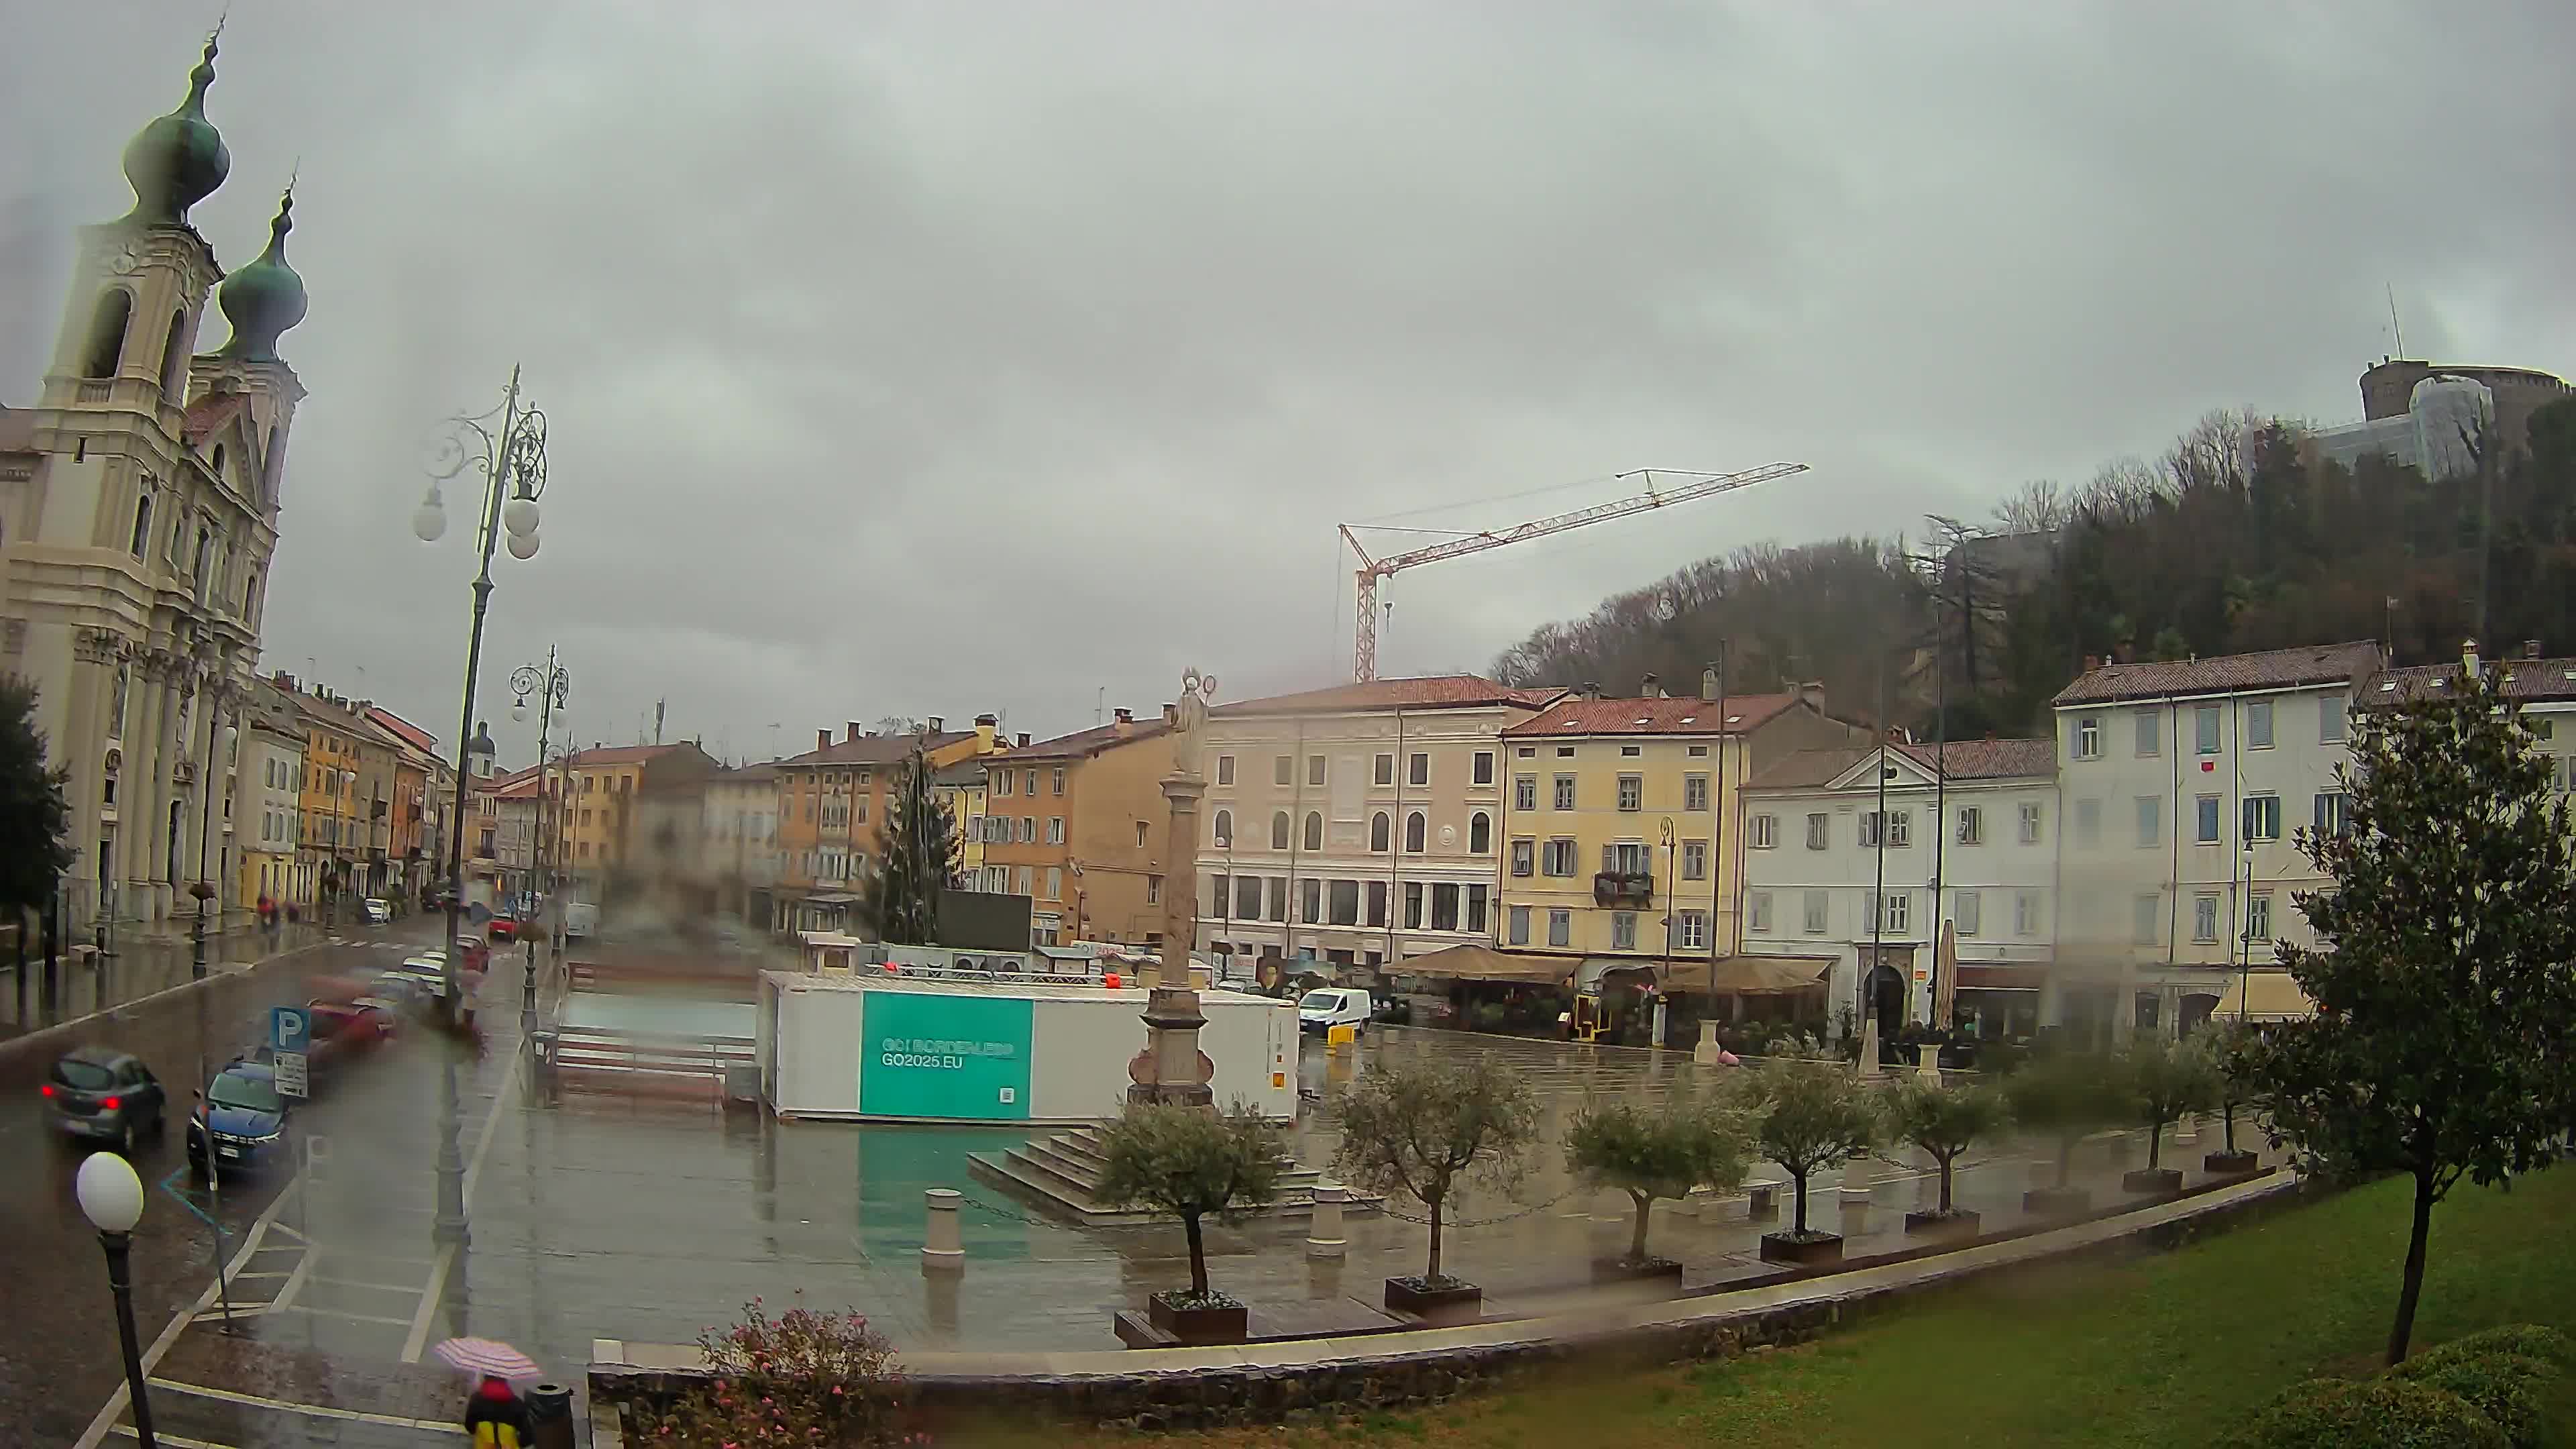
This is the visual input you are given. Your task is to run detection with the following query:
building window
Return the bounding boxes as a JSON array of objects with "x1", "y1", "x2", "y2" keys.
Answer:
[
  {"x1": 2136, "y1": 796, "x2": 2161, "y2": 848},
  {"x1": 1371, "y1": 812, "x2": 1391, "y2": 852},
  {"x1": 1611, "y1": 910, "x2": 1637, "y2": 949},
  {"x1": 1472, "y1": 751, "x2": 1495, "y2": 786},
  {"x1": 1299, "y1": 877, "x2": 1322, "y2": 923},
  {"x1": 1542, "y1": 837, "x2": 1576, "y2": 876},
  {"x1": 1465, "y1": 883, "x2": 1488, "y2": 934},
  {"x1": 2190, "y1": 892, "x2": 2220, "y2": 943},
  {"x1": 1684, "y1": 774, "x2": 1709, "y2": 811},
  {"x1": 1022, "y1": 769, "x2": 1036, "y2": 796},
  {"x1": 1373, "y1": 753, "x2": 1395, "y2": 786},
  {"x1": 1306, "y1": 755, "x2": 1326, "y2": 788},
  {"x1": 1232, "y1": 874, "x2": 1260, "y2": 918},
  {"x1": 129, "y1": 494, "x2": 152, "y2": 558},
  {"x1": 83, "y1": 288, "x2": 131, "y2": 378},
  {"x1": 2018, "y1": 802, "x2": 2043, "y2": 845},
  {"x1": 1510, "y1": 839, "x2": 1534, "y2": 877},
  {"x1": 1273, "y1": 755, "x2": 1293, "y2": 786},
  {"x1": 1403, "y1": 881, "x2": 1424, "y2": 928},
  {"x1": 1409, "y1": 752, "x2": 1430, "y2": 787},
  {"x1": 2074, "y1": 798, "x2": 2100, "y2": 847},
  {"x1": 1507, "y1": 904, "x2": 1531, "y2": 945},
  {"x1": 1605, "y1": 841, "x2": 1650, "y2": 875},
  {"x1": 2136, "y1": 711, "x2": 2161, "y2": 757},
  {"x1": 1271, "y1": 811, "x2": 1290, "y2": 850},
  {"x1": 1621, "y1": 744, "x2": 1642, "y2": 757},
  {"x1": 995, "y1": 771, "x2": 1012, "y2": 797},
  {"x1": 1550, "y1": 775, "x2": 1574, "y2": 810},
  {"x1": 1513, "y1": 775, "x2": 1536, "y2": 810},
  {"x1": 1681, "y1": 840, "x2": 1707, "y2": 880},
  {"x1": 1405, "y1": 811, "x2": 1426, "y2": 853},
  {"x1": 2074, "y1": 716, "x2": 2100, "y2": 760},
  {"x1": 1747, "y1": 893, "x2": 1772, "y2": 934},
  {"x1": 1213, "y1": 808, "x2": 1232, "y2": 847},
  {"x1": 1468, "y1": 811, "x2": 1491, "y2": 853},
  {"x1": 2196, "y1": 704, "x2": 2221, "y2": 755},
  {"x1": 1806, "y1": 812, "x2": 1829, "y2": 850},
  {"x1": 1047, "y1": 816, "x2": 1065, "y2": 845},
  {"x1": 1955, "y1": 890, "x2": 1982, "y2": 937},
  {"x1": 1875, "y1": 892, "x2": 1911, "y2": 934},
  {"x1": 1020, "y1": 816, "x2": 1036, "y2": 843},
  {"x1": 2015, "y1": 890, "x2": 2039, "y2": 936},
  {"x1": 2247, "y1": 892, "x2": 2273, "y2": 941},
  {"x1": 1329, "y1": 879, "x2": 1359, "y2": 926},
  {"x1": 1431, "y1": 883, "x2": 1460, "y2": 930},
  {"x1": 2246, "y1": 700, "x2": 2275, "y2": 749},
  {"x1": 2133, "y1": 893, "x2": 2159, "y2": 945},
  {"x1": 2242, "y1": 794, "x2": 2282, "y2": 843},
  {"x1": 1547, "y1": 908, "x2": 1570, "y2": 947},
  {"x1": 1051, "y1": 767, "x2": 1067, "y2": 794},
  {"x1": 2320, "y1": 696, "x2": 2348, "y2": 744},
  {"x1": 1785, "y1": 890, "x2": 1818, "y2": 934},
  {"x1": 1864, "y1": 810, "x2": 1912, "y2": 847},
  {"x1": 2314, "y1": 790, "x2": 2349, "y2": 837},
  {"x1": 1556, "y1": 745, "x2": 1574, "y2": 758},
  {"x1": 1366, "y1": 879, "x2": 1388, "y2": 927},
  {"x1": 1303, "y1": 810, "x2": 1323, "y2": 851},
  {"x1": 2193, "y1": 794, "x2": 2219, "y2": 844},
  {"x1": 1887, "y1": 810, "x2": 1911, "y2": 847},
  {"x1": 1617, "y1": 774, "x2": 1642, "y2": 812},
  {"x1": 1216, "y1": 754, "x2": 1235, "y2": 786},
  {"x1": 1955, "y1": 806, "x2": 1982, "y2": 845}
]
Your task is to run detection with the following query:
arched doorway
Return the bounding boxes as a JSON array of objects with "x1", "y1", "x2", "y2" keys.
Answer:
[
  {"x1": 1866, "y1": 959, "x2": 1906, "y2": 1042},
  {"x1": 2176, "y1": 992, "x2": 2220, "y2": 1038}
]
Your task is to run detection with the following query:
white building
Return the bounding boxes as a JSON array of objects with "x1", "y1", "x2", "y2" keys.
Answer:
[
  {"x1": 1740, "y1": 738, "x2": 2059, "y2": 1042},
  {"x1": 236, "y1": 682, "x2": 304, "y2": 907},
  {"x1": 2049, "y1": 641, "x2": 2381, "y2": 1039},
  {"x1": 2369, "y1": 643, "x2": 2576, "y2": 786}
]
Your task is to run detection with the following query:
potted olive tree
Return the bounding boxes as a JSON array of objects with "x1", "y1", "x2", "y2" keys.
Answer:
[
  {"x1": 2004, "y1": 1051, "x2": 2122, "y2": 1217},
  {"x1": 1750, "y1": 1050, "x2": 1882, "y2": 1266},
  {"x1": 2118, "y1": 1035, "x2": 2221, "y2": 1196},
  {"x1": 1883, "y1": 1075, "x2": 2011, "y2": 1237},
  {"x1": 1095, "y1": 1100, "x2": 1281, "y2": 1344},
  {"x1": 1334, "y1": 1055, "x2": 1540, "y2": 1323},
  {"x1": 1564, "y1": 1087, "x2": 1752, "y2": 1282},
  {"x1": 2200, "y1": 1020, "x2": 2263, "y2": 1175}
]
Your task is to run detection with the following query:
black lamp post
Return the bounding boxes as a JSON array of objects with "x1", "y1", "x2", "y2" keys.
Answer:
[{"x1": 77, "y1": 1152, "x2": 157, "y2": 1448}]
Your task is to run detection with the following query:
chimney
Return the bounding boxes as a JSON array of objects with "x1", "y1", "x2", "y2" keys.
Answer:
[
  {"x1": 1640, "y1": 672, "x2": 1660, "y2": 698},
  {"x1": 927, "y1": 716, "x2": 945, "y2": 733},
  {"x1": 2463, "y1": 638, "x2": 2481, "y2": 676},
  {"x1": 1699, "y1": 667, "x2": 1719, "y2": 702},
  {"x1": 1016, "y1": 732, "x2": 1031, "y2": 748},
  {"x1": 975, "y1": 713, "x2": 998, "y2": 749},
  {"x1": 817, "y1": 729, "x2": 832, "y2": 753},
  {"x1": 847, "y1": 721, "x2": 864, "y2": 743},
  {"x1": 2525, "y1": 639, "x2": 2543, "y2": 661},
  {"x1": 1112, "y1": 706, "x2": 1134, "y2": 735},
  {"x1": 2083, "y1": 654, "x2": 2100, "y2": 673},
  {"x1": 1796, "y1": 680, "x2": 1827, "y2": 710},
  {"x1": 2112, "y1": 639, "x2": 2135, "y2": 665},
  {"x1": 1582, "y1": 680, "x2": 1603, "y2": 701}
]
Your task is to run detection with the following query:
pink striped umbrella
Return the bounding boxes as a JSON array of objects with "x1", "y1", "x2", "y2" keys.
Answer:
[{"x1": 431, "y1": 1337, "x2": 540, "y2": 1381}]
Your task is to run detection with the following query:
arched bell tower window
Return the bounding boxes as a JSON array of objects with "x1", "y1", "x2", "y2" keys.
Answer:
[
  {"x1": 210, "y1": 443, "x2": 225, "y2": 482},
  {"x1": 84, "y1": 290, "x2": 133, "y2": 380},
  {"x1": 158, "y1": 310, "x2": 188, "y2": 396}
]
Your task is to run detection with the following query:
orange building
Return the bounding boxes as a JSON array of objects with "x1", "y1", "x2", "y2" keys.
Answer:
[
  {"x1": 772, "y1": 715, "x2": 1000, "y2": 932},
  {"x1": 980, "y1": 708, "x2": 1173, "y2": 947},
  {"x1": 550, "y1": 741, "x2": 719, "y2": 898}
]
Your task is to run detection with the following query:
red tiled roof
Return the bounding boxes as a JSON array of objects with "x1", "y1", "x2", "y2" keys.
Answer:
[
  {"x1": 1009, "y1": 719, "x2": 1173, "y2": 760},
  {"x1": 181, "y1": 392, "x2": 248, "y2": 445},
  {"x1": 2365, "y1": 656, "x2": 2576, "y2": 705},
  {"x1": 2051, "y1": 642, "x2": 2382, "y2": 706},
  {"x1": 566, "y1": 743, "x2": 698, "y2": 767},
  {"x1": 1213, "y1": 675, "x2": 1560, "y2": 718},
  {"x1": 1892, "y1": 737, "x2": 2057, "y2": 779},
  {"x1": 1503, "y1": 693, "x2": 1801, "y2": 737},
  {"x1": 362, "y1": 706, "x2": 439, "y2": 757},
  {"x1": 775, "y1": 731, "x2": 972, "y2": 769}
]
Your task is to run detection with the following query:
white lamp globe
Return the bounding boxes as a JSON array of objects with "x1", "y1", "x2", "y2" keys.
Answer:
[
  {"x1": 512, "y1": 699, "x2": 528, "y2": 723},
  {"x1": 502, "y1": 496, "x2": 539, "y2": 538},
  {"x1": 411, "y1": 486, "x2": 448, "y2": 543},
  {"x1": 506, "y1": 530, "x2": 539, "y2": 561},
  {"x1": 76, "y1": 1150, "x2": 144, "y2": 1233}
]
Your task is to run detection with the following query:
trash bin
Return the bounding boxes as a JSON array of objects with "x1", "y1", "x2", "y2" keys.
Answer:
[{"x1": 523, "y1": 1381, "x2": 574, "y2": 1449}]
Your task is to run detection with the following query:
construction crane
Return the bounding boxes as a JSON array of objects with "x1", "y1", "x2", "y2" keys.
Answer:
[{"x1": 1338, "y1": 462, "x2": 1808, "y2": 682}]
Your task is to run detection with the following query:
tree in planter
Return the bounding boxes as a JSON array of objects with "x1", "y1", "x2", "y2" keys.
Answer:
[
  {"x1": 0, "y1": 680, "x2": 73, "y2": 920},
  {"x1": 862, "y1": 741, "x2": 959, "y2": 946},
  {"x1": 1750, "y1": 1049, "x2": 1882, "y2": 1239},
  {"x1": 1332, "y1": 1054, "x2": 1540, "y2": 1287},
  {"x1": 2240, "y1": 662, "x2": 2576, "y2": 1364},
  {"x1": 2201, "y1": 1018, "x2": 2261, "y2": 1162},
  {"x1": 1882, "y1": 1075, "x2": 2010, "y2": 1218},
  {"x1": 2118, "y1": 1034, "x2": 2222, "y2": 1173},
  {"x1": 2004, "y1": 1051, "x2": 2123, "y2": 1192},
  {"x1": 1564, "y1": 1087, "x2": 1752, "y2": 1267},
  {"x1": 1094, "y1": 1100, "x2": 1281, "y2": 1304}
]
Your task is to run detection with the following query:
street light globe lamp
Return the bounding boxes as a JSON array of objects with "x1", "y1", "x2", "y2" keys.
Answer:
[
  {"x1": 77, "y1": 1152, "x2": 158, "y2": 1448},
  {"x1": 411, "y1": 485, "x2": 448, "y2": 543},
  {"x1": 502, "y1": 494, "x2": 539, "y2": 539},
  {"x1": 505, "y1": 529, "x2": 539, "y2": 561}
]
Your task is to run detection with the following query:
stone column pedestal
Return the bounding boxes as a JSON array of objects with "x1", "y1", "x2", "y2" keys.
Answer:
[
  {"x1": 1305, "y1": 1183, "x2": 1348, "y2": 1258},
  {"x1": 921, "y1": 1187, "x2": 965, "y2": 1273},
  {"x1": 1839, "y1": 1150, "x2": 1876, "y2": 1203},
  {"x1": 1693, "y1": 1018, "x2": 1723, "y2": 1065},
  {"x1": 1128, "y1": 769, "x2": 1214, "y2": 1110}
]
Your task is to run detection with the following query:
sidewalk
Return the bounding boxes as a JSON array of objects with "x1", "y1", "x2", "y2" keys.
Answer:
[{"x1": 0, "y1": 922, "x2": 339, "y2": 1037}]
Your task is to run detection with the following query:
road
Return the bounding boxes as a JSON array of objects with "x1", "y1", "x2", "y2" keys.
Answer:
[{"x1": 0, "y1": 918, "x2": 449, "y2": 1445}]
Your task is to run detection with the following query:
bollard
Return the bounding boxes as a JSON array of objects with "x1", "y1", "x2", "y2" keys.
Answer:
[
  {"x1": 1839, "y1": 1149, "x2": 1876, "y2": 1203},
  {"x1": 523, "y1": 1383, "x2": 575, "y2": 1449},
  {"x1": 924, "y1": 1265, "x2": 962, "y2": 1343},
  {"x1": 921, "y1": 1187, "x2": 965, "y2": 1273},
  {"x1": 1305, "y1": 1182, "x2": 1348, "y2": 1258},
  {"x1": 1915, "y1": 1044, "x2": 1942, "y2": 1080}
]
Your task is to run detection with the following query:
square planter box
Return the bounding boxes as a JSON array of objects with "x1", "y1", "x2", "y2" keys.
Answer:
[
  {"x1": 2022, "y1": 1187, "x2": 2092, "y2": 1218},
  {"x1": 1589, "y1": 1255, "x2": 1684, "y2": 1285},
  {"x1": 1758, "y1": 1231, "x2": 1844, "y2": 1266},
  {"x1": 1146, "y1": 1291, "x2": 1247, "y2": 1346},
  {"x1": 2204, "y1": 1148, "x2": 2261, "y2": 1175},
  {"x1": 2121, "y1": 1167, "x2": 2184, "y2": 1197},
  {"x1": 1903, "y1": 1208, "x2": 1982, "y2": 1238},
  {"x1": 1384, "y1": 1276, "x2": 1483, "y2": 1324}
]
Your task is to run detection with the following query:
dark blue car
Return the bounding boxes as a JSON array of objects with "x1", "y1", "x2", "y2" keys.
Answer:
[{"x1": 186, "y1": 1061, "x2": 286, "y2": 1177}]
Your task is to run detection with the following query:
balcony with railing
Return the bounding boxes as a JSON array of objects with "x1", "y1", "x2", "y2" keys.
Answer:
[{"x1": 1593, "y1": 871, "x2": 1654, "y2": 908}]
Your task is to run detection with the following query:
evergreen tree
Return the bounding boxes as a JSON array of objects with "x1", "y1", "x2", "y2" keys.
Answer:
[
  {"x1": 863, "y1": 743, "x2": 958, "y2": 945},
  {"x1": 0, "y1": 679, "x2": 74, "y2": 916},
  {"x1": 2244, "y1": 662, "x2": 2576, "y2": 1364}
]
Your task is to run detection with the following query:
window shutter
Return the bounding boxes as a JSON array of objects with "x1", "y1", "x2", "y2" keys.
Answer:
[{"x1": 1601, "y1": 843, "x2": 1615, "y2": 873}]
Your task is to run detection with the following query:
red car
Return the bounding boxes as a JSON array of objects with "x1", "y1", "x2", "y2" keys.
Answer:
[{"x1": 488, "y1": 914, "x2": 521, "y2": 943}]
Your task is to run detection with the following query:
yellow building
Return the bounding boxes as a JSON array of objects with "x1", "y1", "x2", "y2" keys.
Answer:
[
  {"x1": 932, "y1": 757, "x2": 995, "y2": 892},
  {"x1": 286, "y1": 684, "x2": 368, "y2": 909},
  {"x1": 771, "y1": 714, "x2": 1002, "y2": 932},
  {"x1": 1495, "y1": 675, "x2": 1866, "y2": 968},
  {"x1": 551, "y1": 741, "x2": 719, "y2": 894}
]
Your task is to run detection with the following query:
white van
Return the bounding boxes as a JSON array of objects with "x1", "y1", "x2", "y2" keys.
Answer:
[
  {"x1": 563, "y1": 901, "x2": 598, "y2": 940},
  {"x1": 1298, "y1": 987, "x2": 1373, "y2": 1035}
]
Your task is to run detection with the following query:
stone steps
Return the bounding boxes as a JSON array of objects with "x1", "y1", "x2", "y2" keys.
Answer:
[{"x1": 966, "y1": 1124, "x2": 1380, "y2": 1227}]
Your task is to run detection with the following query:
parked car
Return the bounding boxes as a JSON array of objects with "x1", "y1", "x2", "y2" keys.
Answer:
[
  {"x1": 488, "y1": 910, "x2": 522, "y2": 943},
  {"x1": 389, "y1": 951, "x2": 457, "y2": 1002},
  {"x1": 451, "y1": 933, "x2": 492, "y2": 975},
  {"x1": 562, "y1": 901, "x2": 598, "y2": 940},
  {"x1": 361, "y1": 897, "x2": 393, "y2": 924},
  {"x1": 42, "y1": 1047, "x2": 167, "y2": 1155},
  {"x1": 187, "y1": 1061, "x2": 288, "y2": 1177},
  {"x1": 1298, "y1": 987, "x2": 1374, "y2": 1035}
]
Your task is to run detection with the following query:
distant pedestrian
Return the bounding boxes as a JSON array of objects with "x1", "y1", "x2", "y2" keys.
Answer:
[{"x1": 462, "y1": 1375, "x2": 528, "y2": 1448}]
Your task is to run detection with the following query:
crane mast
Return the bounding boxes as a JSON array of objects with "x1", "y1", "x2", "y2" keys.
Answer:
[{"x1": 1340, "y1": 462, "x2": 1807, "y2": 682}]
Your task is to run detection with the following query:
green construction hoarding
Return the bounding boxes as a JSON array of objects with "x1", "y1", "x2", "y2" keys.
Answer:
[{"x1": 859, "y1": 991, "x2": 1034, "y2": 1121}]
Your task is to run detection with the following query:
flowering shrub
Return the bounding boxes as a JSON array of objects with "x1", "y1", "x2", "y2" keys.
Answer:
[{"x1": 636, "y1": 1297, "x2": 912, "y2": 1447}]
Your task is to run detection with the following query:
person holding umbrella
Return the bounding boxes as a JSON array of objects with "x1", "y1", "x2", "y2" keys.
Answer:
[{"x1": 436, "y1": 1338, "x2": 539, "y2": 1447}]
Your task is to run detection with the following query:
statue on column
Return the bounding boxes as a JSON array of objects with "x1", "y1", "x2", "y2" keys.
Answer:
[{"x1": 1128, "y1": 667, "x2": 1221, "y2": 1108}]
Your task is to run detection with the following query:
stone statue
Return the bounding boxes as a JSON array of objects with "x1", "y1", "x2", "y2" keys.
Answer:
[{"x1": 1172, "y1": 667, "x2": 1218, "y2": 775}]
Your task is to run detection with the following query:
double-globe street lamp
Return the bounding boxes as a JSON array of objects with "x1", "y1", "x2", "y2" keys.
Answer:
[
  {"x1": 511, "y1": 651, "x2": 569, "y2": 1037},
  {"x1": 77, "y1": 1151, "x2": 158, "y2": 1448},
  {"x1": 413, "y1": 365, "x2": 550, "y2": 1025}
]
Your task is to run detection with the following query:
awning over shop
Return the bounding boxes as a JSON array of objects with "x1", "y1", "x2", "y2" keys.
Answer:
[
  {"x1": 1664, "y1": 955, "x2": 1835, "y2": 996},
  {"x1": 2214, "y1": 970, "x2": 2316, "y2": 1021},
  {"x1": 806, "y1": 892, "x2": 862, "y2": 906},
  {"x1": 1396, "y1": 945, "x2": 1578, "y2": 986},
  {"x1": 1955, "y1": 963, "x2": 2047, "y2": 991}
]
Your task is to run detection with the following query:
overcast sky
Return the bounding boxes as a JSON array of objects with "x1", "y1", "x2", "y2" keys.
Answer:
[{"x1": 5, "y1": 1, "x2": 2569, "y2": 767}]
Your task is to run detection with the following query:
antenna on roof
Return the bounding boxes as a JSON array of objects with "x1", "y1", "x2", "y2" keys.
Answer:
[{"x1": 2386, "y1": 284, "x2": 2406, "y2": 358}]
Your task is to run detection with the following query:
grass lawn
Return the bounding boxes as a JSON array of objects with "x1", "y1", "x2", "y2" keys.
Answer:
[{"x1": 969, "y1": 1165, "x2": 2576, "y2": 1448}]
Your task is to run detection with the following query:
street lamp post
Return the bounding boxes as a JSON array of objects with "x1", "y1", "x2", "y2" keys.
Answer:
[
  {"x1": 511, "y1": 652, "x2": 568, "y2": 1038},
  {"x1": 77, "y1": 1152, "x2": 158, "y2": 1448},
  {"x1": 414, "y1": 366, "x2": 549, "y2": 1026}
]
